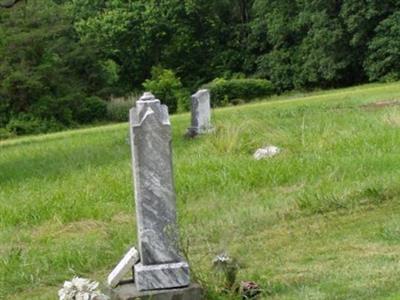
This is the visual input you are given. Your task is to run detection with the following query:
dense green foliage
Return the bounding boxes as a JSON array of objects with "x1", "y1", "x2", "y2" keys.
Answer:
[
  {"x1": 143, "y1": 66, "x2": 189, "y2": 113},
  {"x1": 1, "y1": 0, "x2": 400, "y2": 136},
  {"x1": 0, "y1": 0, "x2": 114, "y2": 135},
  {"x1": 106, "y1": 95, "x2": 137, "y2": 122},
  {"x1": 207, "y1": 78, "x2": 274, "y2": 106}
]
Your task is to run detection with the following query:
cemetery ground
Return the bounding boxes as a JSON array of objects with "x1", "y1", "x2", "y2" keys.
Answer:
[{"x1": 2, "y1": 82, "x2": 400, "y2": 300}]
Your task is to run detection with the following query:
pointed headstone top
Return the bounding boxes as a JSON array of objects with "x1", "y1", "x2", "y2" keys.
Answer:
[
  {"x1": 131, "y1": 92, "x2": 169, "y2": 126},
  {"x1": 139, "y1": 92, "x2": 156, "y2": 102},
  {"x1": 128, "y1": 92, "x2": 190, "y2": 292}
]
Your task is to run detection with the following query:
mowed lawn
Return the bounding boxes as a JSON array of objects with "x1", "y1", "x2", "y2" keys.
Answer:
[{"x1": 2, "y1": 82, "x2": 400, "y2": 299}]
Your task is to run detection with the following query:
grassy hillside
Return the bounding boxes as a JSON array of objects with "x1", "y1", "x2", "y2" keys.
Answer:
[{"x1": 2, "y1": 82, "x2": 400, "y2": 299}]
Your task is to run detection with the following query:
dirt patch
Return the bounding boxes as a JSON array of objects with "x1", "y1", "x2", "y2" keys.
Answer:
[
  {"x1": 31, "y1": 219, "x2": 107, "y2": 240},
  {"x1": 111, "y1": 212, "x2": 134, "y2": 224},
  {"x1": 383, "y1": 111, "x2": 400, "y2": 126},
  {"x1": 362, "y1": 100, "x2": 400, "y2": 110}
]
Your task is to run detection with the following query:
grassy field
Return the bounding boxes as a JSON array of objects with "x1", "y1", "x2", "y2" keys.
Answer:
[{"x1": 2, "y1": 82, "x2": 400, "y2": 299}]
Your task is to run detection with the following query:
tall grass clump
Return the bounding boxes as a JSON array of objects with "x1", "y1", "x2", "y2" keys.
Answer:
[
  {"x1": 106, "y1": 95, "x2": 138, "y2": 122},
  {"x1": 0, "y1": 127, "x2": 15, "y2": 140},
  {"x1": 206, "y1": 122, "x2": 267, "y2": 155}
]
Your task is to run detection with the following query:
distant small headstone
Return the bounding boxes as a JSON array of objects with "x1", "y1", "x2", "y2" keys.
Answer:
[
  {"x1": 187, "y1": 89, "x2": 213, "y2": 136},
  {"x1": 253, "y1": 146, "x2": 281, "y2": 160}
]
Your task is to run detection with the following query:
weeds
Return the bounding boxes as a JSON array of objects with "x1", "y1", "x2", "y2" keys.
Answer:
[{"x1": 2, "y1": 82, "x2": 400, "y2": 299}]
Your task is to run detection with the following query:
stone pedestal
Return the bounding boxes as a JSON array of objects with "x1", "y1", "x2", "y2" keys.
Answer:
[
  {"x1": 134, "y1": 262, "x2": 190, "y2": 291},
  {"x1": 109, "y1": 283, "x2": 203, "y2": 300},
  {"x1": 187, "y1": 89, "x2": 213, "y2": 136}
]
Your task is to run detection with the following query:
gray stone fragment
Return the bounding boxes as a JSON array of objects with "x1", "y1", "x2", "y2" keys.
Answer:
[
  {"x1": 107, "y1": 247, "x2": 139, "y2": 288},
  {"x1": 109, "y1": 283, "x2": 203, "y2": 300},
  {"x1": 135, "y1": 262, "x2": 190, "y2": 291},
  {"x1": 187, "y1": 89, "x2": 213, "y2": 136},
  {"x1": 128, "y1": 92, "x2": 189, "y2": 291}
]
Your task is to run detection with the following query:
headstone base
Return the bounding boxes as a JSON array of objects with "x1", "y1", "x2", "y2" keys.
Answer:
[
  {"x1": 135, "y1": 262, "x2": 190, "y2": 291},
  {"x1": 186, "y1": 127, "x2": 214, "y2": 137},
  {"x1": 108, "y1": 283, "x2": 203, "y2": 300}
]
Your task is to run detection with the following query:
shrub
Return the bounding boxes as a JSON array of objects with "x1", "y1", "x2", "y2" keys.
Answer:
[
  {"x1": 2, "y1": 94, "x2": 107, "y2": 137},
  {"x1": 6, "y1": 114, "x2": 63, "y2": 135},
  {"x1": 6, "y1": 115, "x2": 43, "y2": 135},
  {"x1": 0, "y1": 128, "x2": 14, "y2": 140},
  {"x1": 106, "y1": 95, "x2": 138, "y2": 122},
  {"x1": 74, "y1": 96, "x2": 108, "y2": 123},
  {"x1": 365, "y1": 12, "x2": 400, "y2": 82},
  {"x1": 33, "y1": 95, "x2": 107, "y2": 126},
  {"x1": 143, "y1": 66, "x2": 189, "y2": 113},
  {"x1": 0, "y1": 97, "x2": 10, "y2": 128},
  {"x1": 32, "y1": 96, "x2": 74, "y2": 126},
  {"x1": 176, "y1": 95, "x2": 190, "y2": 113},
  {"x1": 206, "y1": 78, "x2": 275, "y2": 107}
]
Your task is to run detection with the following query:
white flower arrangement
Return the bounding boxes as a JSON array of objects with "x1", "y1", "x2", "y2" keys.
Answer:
[
  {"x1": 212, "y1": 252, "x2": 240, "y2": 290},
  {"x1": 58, "y1": 277, "x2": 109, "y2": 300},
  {"x1": 213, "y1": 253, "x2": 232, "y2": 264}
]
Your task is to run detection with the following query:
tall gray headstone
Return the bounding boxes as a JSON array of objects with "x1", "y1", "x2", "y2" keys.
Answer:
[
  {"x1": 187, "y1": 89, "x2": 212, "y2": 136},
  {"x1": 129, "y1": 92, "x2": 190, "y2": 292}
]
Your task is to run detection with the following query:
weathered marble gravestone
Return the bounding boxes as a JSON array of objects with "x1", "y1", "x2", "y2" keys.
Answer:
[
  {"x1": 108, "y1": 92, "x2": 202, "y2": 300},
  {"x1": 130, "y1": 92, "x2": 189, "y2": 291},
  {"x1": 187, "y1": 89, "x2": 213, "y2": 136}
]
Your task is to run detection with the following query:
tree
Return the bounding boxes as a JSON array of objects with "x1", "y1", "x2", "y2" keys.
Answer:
[
  {"x1": 365, "y1": 11, "x2": 400, "y2": 81},
  {"x1": 0, "y1": 0, "x2": 112, "y2": 132},
  {"x1": 72, "y1": 0, "x2": 256, "y2": 90}
]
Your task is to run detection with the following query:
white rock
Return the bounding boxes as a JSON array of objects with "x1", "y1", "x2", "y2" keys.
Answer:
[
  {"x1": 253, "y1": 146, "x2": 281, "y2": 160},
  {"x1": 107, "y1": 247, "x2": 139, "y2": 288}
]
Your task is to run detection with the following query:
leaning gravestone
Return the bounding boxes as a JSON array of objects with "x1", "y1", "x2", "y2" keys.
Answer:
[
  {"x1": 187, "y1": 89, "x2": 213, "y2": 136},
  {"x1": 108, "y1": 92, "x2": 202, "y2": 300}
]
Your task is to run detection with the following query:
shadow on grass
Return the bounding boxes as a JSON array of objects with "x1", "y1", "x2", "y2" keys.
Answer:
[
  {"x1": 0, "y1": 124, "x2": 207, "y2": 187},
  {"x1": 0, "y1": 137, "x2": 130, "y2": 186}
]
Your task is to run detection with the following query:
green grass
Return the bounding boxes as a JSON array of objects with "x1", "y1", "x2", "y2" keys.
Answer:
[{"x1": 2, "y1": 82, "x2": 400, "y2": 299}]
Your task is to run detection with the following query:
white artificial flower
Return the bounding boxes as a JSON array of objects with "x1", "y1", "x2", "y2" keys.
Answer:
[
  {"x1": 63, "y1": 281, "x2": 74, "y2": 290},
  {"x1": 213, "y1": 252, "x2": 232, "y2": 264},
  {"x1": 58, "y1": 277, "x2": 109, "y2": 300}
]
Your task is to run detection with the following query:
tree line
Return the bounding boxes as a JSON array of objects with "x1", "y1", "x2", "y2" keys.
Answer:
[{"x1": 1, "y1": 0, "x2": 399, "y2": 136}]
